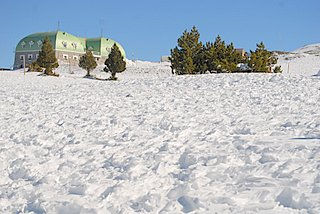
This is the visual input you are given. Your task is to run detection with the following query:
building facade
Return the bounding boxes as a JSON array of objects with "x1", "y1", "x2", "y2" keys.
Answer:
[{"x1": 14, "y1": 31, "x2": 126, "y2": 69}]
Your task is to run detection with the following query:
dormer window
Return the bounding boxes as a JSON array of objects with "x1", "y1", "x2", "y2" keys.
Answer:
[
  {"x1": 29, "y1": 41, "x2": 34, "y2": 47},
  {"x1": 37, "y1": 40, "x2": 43, "y2": 47},
  {"x1": 62, "y1": 41, "x2": 68, "y2": 48},
  {"x1": 21, "y1": 41, "x2": 26, "y2": 48},
  {"x1": 88, "y1": 46, "x2": 93, "y2": 51},
  {"x1": 71, "y1": 42, "x2": 77, "y2": 49}
]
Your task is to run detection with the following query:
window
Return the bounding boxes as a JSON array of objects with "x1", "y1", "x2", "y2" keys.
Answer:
[
  {"x1": 62, "y1": 41, "x2": 67, "y2": 48},
  {"x1": 73, "y1": 55, "x2": 78, "y2": 60},
  {"x1": 63, "y1": 54, "x2": 68, "y2": 60},
  {"x1": 71, "y1": 42, "x2": 77, "y2": 49},
  {"x1": 28, "y1": 54, "x2": 33, "y2": 60},
  {"x1": 20, "y1": 55, "x2": 25, "y2": 61},
  {"x1": 29, "y1": 41, "x2": 34, "y2": 47},
  {"x1": 21, "y1": 41, "x2": 26, "y2": 48},
  {"x1": 37, "y1": 40, "x2": 42, "y2": 47},
  {"x1": 36, "y1": 54, "x2": 39, "y2": 59},
  {"x1": 95, "y1": 57, "x2": 100, "y2": 61}
]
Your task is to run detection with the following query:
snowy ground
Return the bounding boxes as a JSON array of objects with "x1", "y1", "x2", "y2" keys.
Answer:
[{"x1": 0, "y1": 53, "x2": 320, "y2": 213}]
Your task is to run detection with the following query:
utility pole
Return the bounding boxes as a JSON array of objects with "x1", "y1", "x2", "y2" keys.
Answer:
[
  {"x1": 69, "y1": 57, "x2": 73, "y2": 74},
  {"x1": 23, "y1": 57, "x2": 26, "y2": 75}
]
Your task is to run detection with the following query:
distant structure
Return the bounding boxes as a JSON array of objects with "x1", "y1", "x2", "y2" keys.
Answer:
[
  {"x1": 160, "y1": 56, "x2": 170, "y2": 63},
  {"x1": 0, "y1": 68, "x2": 11, "y2": 71},
  {"x1": 14, "y1": 31, "x2": 126, "y2": 69},
  {"x1": 235, "y1": 48, "x2": 246, "y2": 58}
]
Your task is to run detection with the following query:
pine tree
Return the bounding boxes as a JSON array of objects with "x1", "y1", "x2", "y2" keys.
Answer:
[
  {"x1": 170, "y1": 47, "x2": 183, "y2": 75},
  {"x1": 223, "y1": 43, "x2": 242, "y2": 72},
  {"x1": 27, "y1": 61, "x2": 43, "y2": 72},
  {"x1": 37, "y1": 36, "x2": 59, "y2": 76},
  {"x1": 249, "y1": 42, "x2": 277, "y2": 72},
  {"x1": 194, "y1": 42, "x2": 208, "y2": 74},
  {"x1": 105, "y1": 43, "x2": 126, "y2": 80},
  {"x1": 205, "y1": 35, "x2": 243, "y2": 73},
  {"x1": 205, "y1": 41, "x2": 216, "y2": 72},
  {"x1": 183, "y1": 49, "x2": 195, "y2": 75},
  {"x1": 170, "y1": 26, "x2": 203, "y2": 75},
  {"x1": 79, "y1": 50, "x2": 97, "y2": 77}
]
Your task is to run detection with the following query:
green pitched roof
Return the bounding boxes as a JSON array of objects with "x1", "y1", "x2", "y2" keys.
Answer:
[
  {"x1": 16, "y1": 32, "x2": 57, "y2": 52},
  {"x1": 55, "y1": 31, "x2": 86, "y2": 53},
  {"x1": 15, "y1": 31, "x2": 126, "y2": 58},
  {"x1": 86, "y1": 37, "x2": 126, "y2": 58}
]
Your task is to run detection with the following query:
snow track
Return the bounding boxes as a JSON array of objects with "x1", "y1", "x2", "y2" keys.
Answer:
[{"x1": 0, "y1": 67, "x2": 320, "y2": 213}]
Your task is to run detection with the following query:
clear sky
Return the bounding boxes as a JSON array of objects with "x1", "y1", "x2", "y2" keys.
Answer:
[{"x1": 1, "y1": 0, "x2": 320, "y2": 68}]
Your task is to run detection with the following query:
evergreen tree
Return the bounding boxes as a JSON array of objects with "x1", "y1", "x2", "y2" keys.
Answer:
[
  {"x1": 79, "y1": 50, "x2": 97, "y2": 77},
  {"x1": 194, "y1": 42, "x2": 208, "y2": 74},
  {"x1": 223, "y1": 43, "x2": 243, "y2": 72},
  {"x1": 27, "y1": 61, "x2": 42, "y2": 72},
  {"x1": 170, "y1": 47, "x2": 183, "y2": 75},
  {"x1": 249, "y1": 42, "x2": 277, "y2": 72},
  {"x1": 206, "y1": 36, "x2": 243, "y2": 73},
  {"x1": 105, "y1": 43, "x2": 126, "y2": 80},
  {"x1": 205, "y1": 41, "x2": 216, "y2": 72},
  {"x1": 37, "y1": 36, "x2": 59, "y2": 76},
  {"x1": 170, "y1": 26, "x2": 203, "y2": 75}
]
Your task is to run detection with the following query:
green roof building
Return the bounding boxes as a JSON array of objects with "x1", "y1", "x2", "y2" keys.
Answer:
[{"x1": 14, "y1": 31, "x2": 126, "y2": 69}]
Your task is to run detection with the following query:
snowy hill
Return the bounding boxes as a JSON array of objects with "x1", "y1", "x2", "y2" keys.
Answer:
[
  {"x1": 0, "y1": 53, "x2": 320, "y2": 213},
  {"x1": 277, "y1": 43, "x2": 320, "y2": 76},
  {"x1": 293, "y1": 43, "x2": 320, "y2": 55}
]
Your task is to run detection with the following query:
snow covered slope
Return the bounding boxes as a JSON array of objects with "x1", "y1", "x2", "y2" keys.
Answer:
[
  {"x1": 277, "y1": 44, "x2": 320, "y2": 76},
  {"x1": 1, "y1": 63, "x2": 320, "y2": 213}
]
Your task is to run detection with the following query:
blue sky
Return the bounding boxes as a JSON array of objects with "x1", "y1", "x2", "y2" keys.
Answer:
[{"x1": 1, "y1": 0, "x2": 320, "y2": 68}]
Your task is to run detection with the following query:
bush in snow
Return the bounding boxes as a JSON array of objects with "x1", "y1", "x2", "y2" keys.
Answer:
[{"x1": 273, "y1": 66, "x2": 282, "y2": 73}]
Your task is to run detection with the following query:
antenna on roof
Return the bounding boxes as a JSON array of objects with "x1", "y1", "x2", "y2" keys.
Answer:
[{"x1": 99, "y1": 18, "x2": 104, "y2": 37}]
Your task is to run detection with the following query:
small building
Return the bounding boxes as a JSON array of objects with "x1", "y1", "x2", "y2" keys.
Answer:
[
  {"x1": 235, "y1": 48, "x2": 246, "y2": 58},
  {"x1": 0, "y1": 68, "x2": 11, "y2": 71},
  {"x1": 14, "y1": 31, "x2": 126, "y2": 69},
  {"x1": 160, "y1": 56, "x2": 170, "y2": 63}
]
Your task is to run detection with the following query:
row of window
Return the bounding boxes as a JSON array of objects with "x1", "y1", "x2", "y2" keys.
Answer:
[
  {"x1": 62, "y1": 54, "x2": 79, "y2": 60},
  {"x1": 21, "y1": 40, "x2": 43, "y2": 48},
  {"x1": 19, "y1": 54, "x2": 38, "y2": 60},
  {"x1": 19, "y1": 54, "x2": 79, "y2": 61}
]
